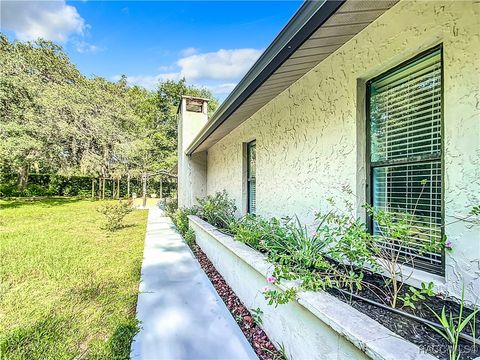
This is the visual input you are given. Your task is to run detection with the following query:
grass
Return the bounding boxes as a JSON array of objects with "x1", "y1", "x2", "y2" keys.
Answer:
[{"x1": 0, "y1": 197, "x2": 148, "y2": 359}]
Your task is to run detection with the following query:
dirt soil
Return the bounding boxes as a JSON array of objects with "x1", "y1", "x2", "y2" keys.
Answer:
[{"x1": 328, "y1": 269, "x2": 479, "y2": 360}]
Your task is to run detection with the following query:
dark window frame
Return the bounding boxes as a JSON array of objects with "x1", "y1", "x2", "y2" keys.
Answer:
[
  {"x1": 365, "y1": 44, "x2": 445, "y2": 276},
  {"x1": 247, "y1": 140, "x2": 256, "y2": 214}
]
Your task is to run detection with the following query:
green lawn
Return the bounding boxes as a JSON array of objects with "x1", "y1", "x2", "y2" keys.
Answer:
[{"x1": 0, "y1": 198, "x2": 148, "y2": 359}]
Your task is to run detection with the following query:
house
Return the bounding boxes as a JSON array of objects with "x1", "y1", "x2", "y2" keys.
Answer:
[{"x1": 177, "y1": 0, "x2": 479, "y2": 311}]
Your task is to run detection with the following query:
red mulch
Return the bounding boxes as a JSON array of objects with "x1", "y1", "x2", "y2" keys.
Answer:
[{"x1": 189, "y1": 242, "x2": 283, "y2": 360}]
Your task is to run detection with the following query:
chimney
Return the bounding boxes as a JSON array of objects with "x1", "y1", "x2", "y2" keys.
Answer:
[{"x1": 177, "y1": 96, "x2": 209, "y2": 208}]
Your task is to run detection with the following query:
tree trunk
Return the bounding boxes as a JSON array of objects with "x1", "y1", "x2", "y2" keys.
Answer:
[
  {"x1": 142, "y1": 173, "x2": 147, "y2": 207},
  {"x1": 112, "y1": 179, "x2": 115, "y2": 199},
  {"x1": 102, "y1": 178, "x2": 105, "y2": 200},
  {"x1": 117, "y1": 178, "x2": 120, "y2": 199},
  {"x1": 159, "y1": 178, "x2": 163, "y2": 199},
  {"x1": 18, "y1": 167, "x2": 28, "y2": 192},
  {"x1": 127, "y1": 173, "x2": 131, "y2": 198}
]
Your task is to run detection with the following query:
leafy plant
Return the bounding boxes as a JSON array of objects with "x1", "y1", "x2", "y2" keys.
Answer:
[
  {"x1": 250, "y1": 307, "x2": 264, "y2": 325},
  {"x1": 276, "y1": 342, "x2": 289, "y2": 360},
  {"x1": 165, "y1": 197, "x2": 178, "y2": 217},
  {"x1": 229, "y1": 214, "x2": 278, "y2": 251},
  {"x1": 171, "y1": 206, "x2": 199, "y2": 236},
  {"x1": 97, "y1": 200, "x2": 133, "y2": 232},
  {"x1": 400, "y1": 282, "x2": 436, "y2": 309},
  {"x1": 361, "y1": 179, "x2": 445, "y2": 308},
  {"x1": 263, "y1": 287, "x2": 297, "y2": 307},
  {"x1": 427, "y1": 288, "x2": 479, "y2": 360},
  {"x1": 184, "y1": 229, "x2": 196, "y2": 247},
  {"x1": 197, "y1": 190, "x2": 237, "y2": 230}
]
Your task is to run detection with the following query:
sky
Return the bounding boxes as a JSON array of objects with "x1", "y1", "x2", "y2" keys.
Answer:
[{"x1": 1, "y1": 0, "x2": 302, "y2": 100}]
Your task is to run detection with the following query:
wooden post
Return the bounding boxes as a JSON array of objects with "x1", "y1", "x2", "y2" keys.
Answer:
[
  {"x1": 159, "y1": 177, "x2": 163, "y2": 199},
  {"x1": 127, "y1": 173, "x2": 131, "y2": 198},
  {"x1": 142, "y1": 173, "x2": 147, "y2": 208},
  {"x1": 102, "y1": 178, "x2": 105, "y2": 200}
]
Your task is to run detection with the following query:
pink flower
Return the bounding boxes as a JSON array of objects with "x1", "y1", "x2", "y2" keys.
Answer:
[
  {"x1": 445, "y1": 240, "x2": 453, "y2": 250},
  {"x1": 262, "y1": 286, "x2": 269, "y2": 293},
  {"x1": 267, "y1": 276, "x2": 276, "y2": 284}
]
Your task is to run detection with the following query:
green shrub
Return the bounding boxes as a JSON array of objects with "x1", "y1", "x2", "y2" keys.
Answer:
[
  {"x1": 197, "y1": 190, "x2": 236, "y2": 230},
  {"x1": 184, "y1": 229, "x2": 196, "y2": 247},
  {"x1": 171, "y1": 207, "x2": 198, "y2": 236},
  {"x1": 165, "y1": 197, "x2": 178, "y2": 217},
  {"x1": 97, "y1": 201, "x2": 133, "y2": 232},
  {"x1": 229, "y1": 214, "x2": 276, "y2": 251}
]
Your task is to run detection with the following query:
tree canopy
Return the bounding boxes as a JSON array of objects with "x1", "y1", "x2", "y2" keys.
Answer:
[{"x1": 0, "y1": 34, "x2": 218, "y2": 192}]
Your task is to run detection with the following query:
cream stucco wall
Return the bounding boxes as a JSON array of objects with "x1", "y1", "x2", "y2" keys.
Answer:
[
  {"x1": 177, "y1": 98, "x2": 209, "y2": 208},
  {"x1": 205, "y1": 1, "x2": 480, "y2": 303}
]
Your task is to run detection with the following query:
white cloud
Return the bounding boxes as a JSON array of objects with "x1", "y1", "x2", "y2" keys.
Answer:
[
  {"x1": 208, "y1": 83, "x2": 238, "y2": 95},
  {"x1": 121, "y1": 48, "x2": 263, "y2": 99},
  {"x1": 178, "y1": 48, "x2": 262, "y2": 81},
  {"x1": 73, "y1": 39, "x2": 102, "y2": 54},
  {"x1": 1, "y1": 0, "x2": 85, "y2": 42},
  {"x1": 180, "y1": 47, "x2": 197, "y2": 57},
  {"x1": 114, "y1": 73, "x2": 181, "y2": 90}
]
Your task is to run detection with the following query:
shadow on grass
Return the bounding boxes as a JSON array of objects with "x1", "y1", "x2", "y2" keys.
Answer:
[
  {"x1": 0, "y1": 196, "x2": 87, "y2": 210},
  {"x1": 106, "y1": 321, "x2": 140, "y2": 359},
  {"x1": 0, "y1": 313, "x2": 71, "y2": 359}
]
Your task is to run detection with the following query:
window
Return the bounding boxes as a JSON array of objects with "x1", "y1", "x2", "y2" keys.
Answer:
[
  {"x1": 247, "y1": 141, "x2": 256, "y2": 214},
  {"x1": 367, "y1": 46, "x2": 444, "y2": 275}
]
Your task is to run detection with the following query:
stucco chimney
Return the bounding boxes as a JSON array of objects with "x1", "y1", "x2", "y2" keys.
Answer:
[{"x1": 177, "y1": 96, "x2": 209, "y2": 208}]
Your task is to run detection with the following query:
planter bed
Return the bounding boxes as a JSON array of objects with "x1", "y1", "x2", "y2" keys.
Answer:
[
  {"x1": 189, "y1": 215, "x2": 444, "y2": 360},
  {"x1": 328, "y1": 272, "x2": 480, "y2": 360}
]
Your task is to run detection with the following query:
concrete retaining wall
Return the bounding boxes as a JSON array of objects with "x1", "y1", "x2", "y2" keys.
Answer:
[{"x1": 188, "y1": 215, "x2": 436, "y2": 360}]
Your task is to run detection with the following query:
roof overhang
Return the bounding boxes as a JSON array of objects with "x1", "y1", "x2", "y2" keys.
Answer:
[{"x1": 186, "y1": 0, "x2": 397, "y2": 155}]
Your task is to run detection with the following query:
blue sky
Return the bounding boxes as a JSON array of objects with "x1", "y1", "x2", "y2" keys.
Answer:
[{"x1": 1, "y1": 1, "x2": 302, "y2": 100}]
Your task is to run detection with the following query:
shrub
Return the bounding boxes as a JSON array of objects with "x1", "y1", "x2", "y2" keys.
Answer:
[
  {"x1": 197, "y1": 190, "x2": 236, "y2": 230},
  {"x1": 165, "y1": 197, "x2": 178, "y2": 217},
  {"x1": 97, "y1": 200, "x2": 133, "y2": 232},
  {"x1": 171, "y1": 207, "x2": 199, "y2": 236},
  {"x1": 184, "y1": 229, "x2": 196, "y2": 247},
  {"x1": 229, "y1": 214, "x2": 278, "y2": 251}
]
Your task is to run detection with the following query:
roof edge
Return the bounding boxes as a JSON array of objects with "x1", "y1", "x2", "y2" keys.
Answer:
[{"x1": 185, "y1": 0, "x2": 345, "y2": 155}]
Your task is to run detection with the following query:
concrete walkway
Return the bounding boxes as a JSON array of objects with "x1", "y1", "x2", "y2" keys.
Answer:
[{"x1": 130, "y1": 206, "x2": 258, "y2": 360}]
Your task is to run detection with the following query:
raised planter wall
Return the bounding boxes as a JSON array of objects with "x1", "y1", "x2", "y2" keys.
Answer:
[{"x1": 188, "y1": 215, "x2": 436, "y2": 360}]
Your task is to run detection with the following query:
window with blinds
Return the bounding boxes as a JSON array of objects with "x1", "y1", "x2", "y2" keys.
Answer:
[
  {"x1": 247, "y1": 141, "x2": 256, "y2": 214},
  {"x1": 367, "y1": 47, "x2": 444, "y2": 275}
]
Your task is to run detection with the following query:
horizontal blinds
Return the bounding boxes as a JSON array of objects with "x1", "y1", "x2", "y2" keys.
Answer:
[
  {"x1": 372, "y1": 162, "x2": 442, "y2": 273},
  {"x1": 369, "y1": 48, "x2": 443, "y2": 275},
  {"x1": 370, "y1": 50, "x2": 442, "y2": 163},
  {"x1": 247, "y1": 141, "x2": 256, "y2": 214},
  {"x1": 249, "y1": 180, "x2": 256, "y2": 214}
]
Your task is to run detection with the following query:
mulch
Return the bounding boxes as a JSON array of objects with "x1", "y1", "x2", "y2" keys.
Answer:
[{"x1": 188, "y1": 242, "x2": 283, "y2": 360}]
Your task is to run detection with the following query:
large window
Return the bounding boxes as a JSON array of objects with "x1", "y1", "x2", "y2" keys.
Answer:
[
  {"x1": 247, "y1": 141, "x2": 256, "y2": 214},
  {"x1": 367, "y1": 46, "x2": 444, "y2": 275}
]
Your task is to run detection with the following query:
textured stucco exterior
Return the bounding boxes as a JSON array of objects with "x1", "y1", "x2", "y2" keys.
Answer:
[
  {"x1": 177, "y1": 98, "x2": 209, "y2": 208},
  {"x1": 205, "y1": 1, "x2": 480, "y2": 303}
]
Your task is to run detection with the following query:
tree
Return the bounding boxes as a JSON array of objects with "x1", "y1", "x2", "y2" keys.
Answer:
[
  {"x1": 0, "y1": 34, "x2": 219, "y2": 197},
  {"x1": 0, "y1": 34, "x2": 83, "y2": 190}
]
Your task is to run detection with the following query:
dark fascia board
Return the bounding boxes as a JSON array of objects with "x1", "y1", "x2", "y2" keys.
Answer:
[{"x1": 185, "y1": 0, "x2": 345, "y2": 155}]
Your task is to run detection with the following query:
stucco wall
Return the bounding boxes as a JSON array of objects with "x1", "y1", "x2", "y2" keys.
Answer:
[
  {"x1": 177, "y1": 98, "x2": 208, "y2": 208},
  {"x1": 206, "y1": 1, "x2": 480, "y2": 302}
]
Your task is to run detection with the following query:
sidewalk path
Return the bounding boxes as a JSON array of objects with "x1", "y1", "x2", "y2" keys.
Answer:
[{"x1": 130, "y1": 206, "x2": 258, "y2": 360}]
